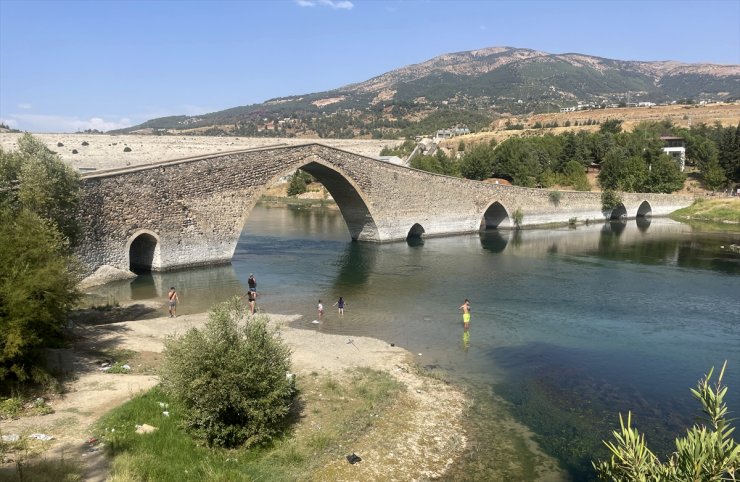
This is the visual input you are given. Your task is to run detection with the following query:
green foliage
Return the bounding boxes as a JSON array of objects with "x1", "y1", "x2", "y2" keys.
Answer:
[
  {"x1": 123, "y1": 146, "x2": 132, "y2": 152},
  {"x1": 0, "y1": 396, "x2": 24, "y2": 419},
  {"x1": 460, "y1": 144, "x2": 495, "y2": 180},
  {"x1": 643, "y1": 155, "x2": 686, "y2": 193},
  {"x1": 512, "y1": 208, "x2": 524, "y2": 229},
  {"x1": 703, "y1": 157, "x2": 728, "y2": 191},
  {"x1": 380, "y1": 139, "x2": 415, "y2": 157},
  {"x1": 0, "y1": 207, "x2": 80, "y2": 383},
  {"x1": 160, "y1": 299, "x2": 295, "y2": 448},
  {"x1": 601, "y1": 189, "x2": 623, "y2": 212},
  {"x1": 593, "y1": 362, "x2": 739, "y2": 481},
  {"x1": 563, "y1": 160, "x2": 591, "y2": 191},
  {"x1": 599, "y1": 118, "x2": 623, "y2": 135},
  {"x1": 97, "y1": 369, "x2": 403, "y2": 481},
  {"x1": 548, "y1": 190, "x2": 563, "y2": 206},
  {"x1": 0, "y1": 133, "x2": 82, "y2": 246},
  {"x1": 410, "y1": 150, "x2": 460, "y2": 177},
  {"x1": 287, "y1": 169, "x2": 312, "y2": 197}
]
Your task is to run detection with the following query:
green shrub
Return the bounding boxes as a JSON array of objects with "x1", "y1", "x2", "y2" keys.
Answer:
[
  {"x1": 160, "y1": 299, "x2": 295, "y2": 448},
  {"x1": 512, "y1": 208, "x2": 524, "y2": 229},
  {"x1": 601, "y1": 189, "x2": 622, "y2": 212},
  {"x1": 548, "y1": 190, "x2": 563, "y2": 206},
  {"x1": 593, "y1": 362, "x2": 738, "y2": 480},
  {"x1": 287, "y1": 169, "x2": 310, "y2": 197},
  {"x1": 123, "y1": 146, "x2": 132, "y2": 152}
]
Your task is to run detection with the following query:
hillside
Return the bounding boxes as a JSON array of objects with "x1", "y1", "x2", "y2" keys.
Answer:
[{"x1": 113, "y1": 46, "x2": 740, "y2": 139}]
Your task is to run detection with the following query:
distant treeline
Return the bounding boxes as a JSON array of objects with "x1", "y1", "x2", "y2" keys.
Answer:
[{"x1": 406, "y1": 120, "x2": 740, "y2": 194}]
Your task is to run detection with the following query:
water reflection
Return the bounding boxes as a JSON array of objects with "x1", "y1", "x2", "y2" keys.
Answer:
[
  {"x1": 332, "y1": 242, "x2": 379, "y2": 293},
  {"x1": 479, "y1": 230, "x2": 510, "y2": 253},
  {"x1": 636, "y1": 215, "x2": 652, "y2": 232}
]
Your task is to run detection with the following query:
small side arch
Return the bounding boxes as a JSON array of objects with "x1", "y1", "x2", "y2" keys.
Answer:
[
  {"x1": 636, "y1": 200, "x2": 652, "y2": 217},
  {"x1": 407, "y1": 223, "x2": 425, "y2": 240},
  {"x1": 126, "y1": 229, "x2": 161, "y2": 273},
  {"x1": 610, "y1": 203, "x2": 627, "y2": 220},
  {"x1": 481, "y1": 201, "x2": 511, "y2": 230}
]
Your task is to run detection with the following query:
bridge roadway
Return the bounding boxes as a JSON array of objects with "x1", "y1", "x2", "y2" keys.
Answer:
[{"x1": 76, "y1": 143, "x2": 693, "y2": 274}]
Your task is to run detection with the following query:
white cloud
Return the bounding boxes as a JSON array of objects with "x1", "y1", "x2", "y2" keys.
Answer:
[
  {"x1": 17, "y1": 103, "x2": 32, "y2": 110},
  {"x1": 6, "y1": 114, "x2": 133, "y2": 133},
  {"x1": 296, "y1": 0, "x2": 354, "y2": 10}
]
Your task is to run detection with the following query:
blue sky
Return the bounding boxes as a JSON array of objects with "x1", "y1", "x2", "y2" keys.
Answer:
[{"x1": 1, "y1": 0, "x2": 738, "y2": 133}]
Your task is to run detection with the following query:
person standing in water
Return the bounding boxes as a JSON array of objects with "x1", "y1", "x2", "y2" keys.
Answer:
[
  {"x1": 459, "y1": 298, "x2": 471, "y2": 331},
  {"x1": 248, "y1": 273, "x2": 257, "y2": 294},
  {"x1": 317, "y1": 300, "x2": 324, "y2": 319},
  {"x1": 167, "y1": 287, "x2": 179, "y2": 318},
  {"x1": 333, "y1": 296, "x2": 346, "y2": 315}
]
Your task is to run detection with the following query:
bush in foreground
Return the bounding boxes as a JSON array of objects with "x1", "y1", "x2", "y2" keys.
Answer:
[
  {"x1": 593, "y1": 362, "x2": 738, "y2": 481},
  {"x1": 160, "y1": 299, "x2": 295, "y2": 448}
]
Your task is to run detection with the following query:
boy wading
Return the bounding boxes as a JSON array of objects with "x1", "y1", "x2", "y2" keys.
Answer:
[{"x1": 168, "y1": 287, "x2": 179, "y2": 318}]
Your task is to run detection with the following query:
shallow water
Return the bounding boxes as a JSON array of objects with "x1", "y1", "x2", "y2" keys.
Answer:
[{"x1": 86, "y1": 203, "x2": 740, "y2": 480}]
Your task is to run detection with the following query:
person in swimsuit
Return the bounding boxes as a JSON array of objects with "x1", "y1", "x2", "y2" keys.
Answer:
[
  {"x1": 333, "y1": 296, "x2": 346, "y2": 315},
  {"x1": 317, "y1": 300, "x2": 324, "y2": 319},
  {"x1": 167, "y1": 287, "x2": 179, "y2": 318},
  {"x1": 459, "y1": 298, "x2": 471, "y2": 331},
  {"x1": 247, "y1": 290, "x2": 257, "y2": 315},
  {"x1": 248, "y1": 273, "x2": 257, "y2": 293}
]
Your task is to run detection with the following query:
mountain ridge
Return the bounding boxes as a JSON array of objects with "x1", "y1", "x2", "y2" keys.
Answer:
[{"x1": 112, "y1": 46, "x2": 740, "y2": 138}]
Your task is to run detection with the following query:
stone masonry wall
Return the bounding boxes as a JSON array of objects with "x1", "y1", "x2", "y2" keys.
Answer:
[{"x1": 76, "y1": 144, "x2": 694, "y2": 274}]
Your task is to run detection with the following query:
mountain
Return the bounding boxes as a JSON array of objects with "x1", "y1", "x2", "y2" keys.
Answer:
[{"x1": 113, "y1": 46, "x2": 740, "y2": 138}]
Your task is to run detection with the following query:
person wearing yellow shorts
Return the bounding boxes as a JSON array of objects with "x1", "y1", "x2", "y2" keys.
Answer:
[{"x1": 459, "y1": 299, "x2": 471, "y2": 331}]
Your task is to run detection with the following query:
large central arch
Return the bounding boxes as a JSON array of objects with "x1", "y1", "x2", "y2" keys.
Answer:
[{"x1": 258, "y1": 159, "x2": 380, "y2": 242}]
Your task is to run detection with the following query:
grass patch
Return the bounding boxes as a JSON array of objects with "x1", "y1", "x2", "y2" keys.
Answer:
[
  {"x1": 96, "y1": 368, "x2": 404, "y2": 481},
  {"x1": 671, "y1": 198, "x2": 740, "y2": 225},
  {"x1": 0, "y1": 396, "x2": 54, "y2": 420}
]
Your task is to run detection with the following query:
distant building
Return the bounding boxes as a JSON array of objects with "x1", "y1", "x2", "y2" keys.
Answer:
[{"x1": 660, "y1": 136, "x2": 686, "y2": 172}]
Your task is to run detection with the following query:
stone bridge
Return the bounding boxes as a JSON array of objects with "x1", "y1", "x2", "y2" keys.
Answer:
[{"x1": 76, "y1": 143, "x2": 693, "y2": 274}]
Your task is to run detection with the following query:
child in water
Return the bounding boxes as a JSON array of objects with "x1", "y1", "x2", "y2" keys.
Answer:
[
  {"x1": 317, "y1": 300, "x2": 324, "y2": 319},
  {"x1": 333, "y1": 296, "x2": 346, "y2": 315}
]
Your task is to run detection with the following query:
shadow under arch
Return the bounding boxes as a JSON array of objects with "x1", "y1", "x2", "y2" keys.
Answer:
[
  {"x1": 479, "y1": 230, "x2": 510, "y2": 253},
  {"x1": 127, "y1": 229, "x2": 161, "y2": 273},
  {"x1": 298, "y1": 160, "x2": 380, "y2": 241},
  {"x1": 609, "y1": 203, "x2": 628, "y2": 220},
  {"x1": 481, "y1": 201, "x2": 511, "y2": 230},
  {"x1": 636, "y1": 200, "x2": 652, "y2": 217},
  {"x1": 636, "y1": 216, "x2": 652, "y2": 232},
  {"x1": 406, "y1": 223, "x2": 425, "y2": 241}
]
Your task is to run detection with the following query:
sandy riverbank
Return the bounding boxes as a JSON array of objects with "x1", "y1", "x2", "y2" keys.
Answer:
[{"x1": 0, "y1": 304, "x2": 468, "y2": 481}]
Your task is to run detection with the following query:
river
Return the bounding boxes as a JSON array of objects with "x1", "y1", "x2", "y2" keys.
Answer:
[{"x1": 86, "y1": 203, "x2": 740, "y2": 480}]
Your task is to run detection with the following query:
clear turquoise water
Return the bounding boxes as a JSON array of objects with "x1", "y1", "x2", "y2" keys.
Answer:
[{"x1": 86, "y1": 204, "x2": 740, "y2": 480}]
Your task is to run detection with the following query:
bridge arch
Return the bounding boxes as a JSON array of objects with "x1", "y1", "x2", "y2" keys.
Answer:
[
  {"x1": 636, "y1": 200, "x2": 652, "y2": 217},
  {"x1": 259, "y1": 158, "x2": 380, "y2": 241},
  {"x1": 610, "y1": 203, "x2": 627, "y2": 220},
  {"x1": 480, "y1": 201, "x2": 511, "y2": 229},
  {"x1": 406, "y1": 223, "x2": 425, "y2": 240},
  {"x1": 126, "y1": 229, "x2": 161, "y2": 273}
]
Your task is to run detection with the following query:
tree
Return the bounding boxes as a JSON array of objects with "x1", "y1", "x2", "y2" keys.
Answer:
[
  {"x1": 460, "y1": 144, "x2": 495, "y2": 180},
  {"x1": 0, "y1": 133, "x2": 81, "y2": 246},
  {"x1": 0, "y1": 207, "x2": 80, "y2": 382},
  {"x1": 702, "y1": 157, "x2": 728, "y2": 192},
  {"x1": 643, "y1": 155, "x2": 685, "y2": 193},
  {"x1": 593, "y1": 362, "x2": 738, "y2": 481},
  {"x1": 0, "y1": 134, "x2": 81, "y2": 384},
  {"x1": 160, "y1": 300, "x2": 295, "y2": 448},
  {"x1": 598, "y1": 149, "x2": 648, "y2": 192},
  {"x1": 599, "y1": 118, "x2": 623, "y2": 135},
  {"x1": 287, "y1": 169, "x2": 311, "y2": 196}
]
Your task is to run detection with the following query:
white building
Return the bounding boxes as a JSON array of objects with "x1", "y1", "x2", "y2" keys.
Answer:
[{"x1": 660, "y1": 136, "x2": 686, "y2": 172}]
